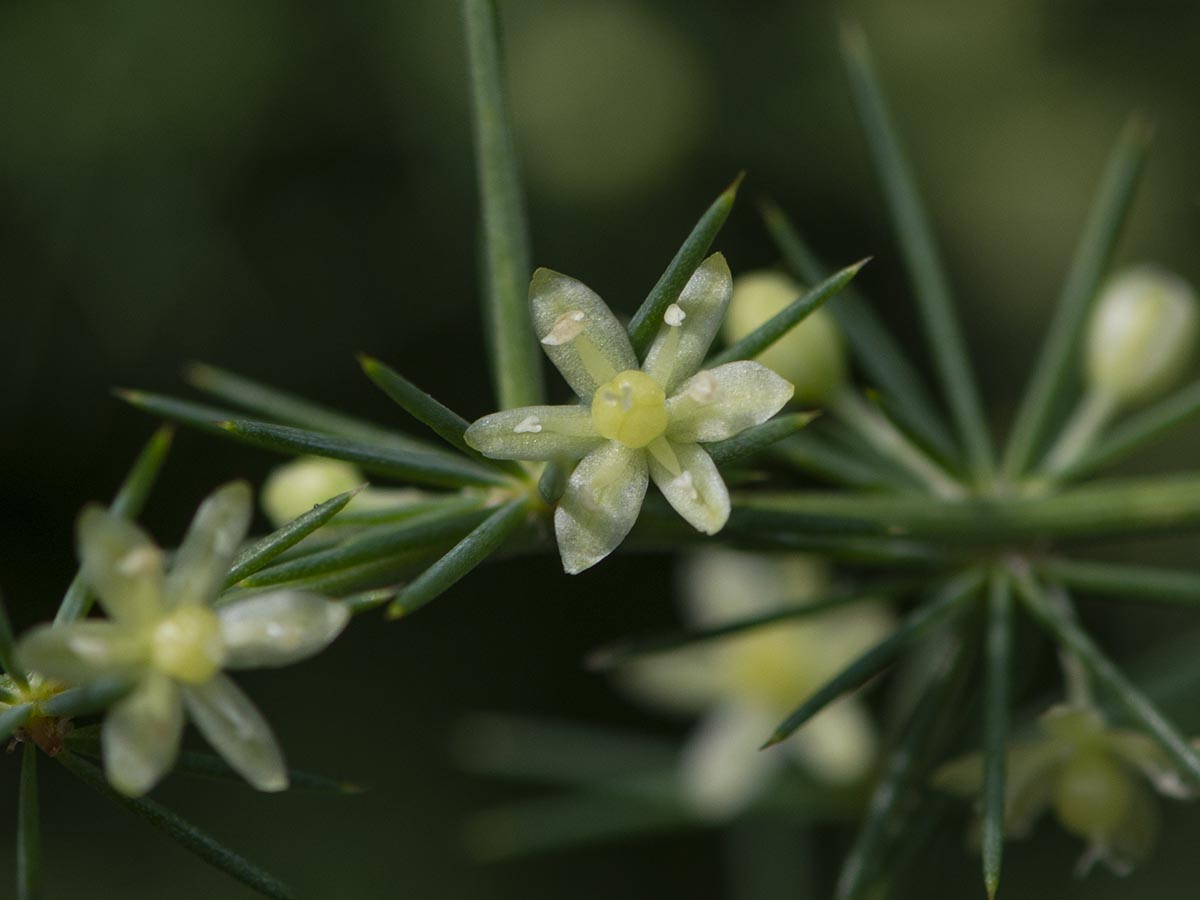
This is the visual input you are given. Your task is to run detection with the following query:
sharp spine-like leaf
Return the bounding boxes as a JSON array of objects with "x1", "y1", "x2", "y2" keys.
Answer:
[
  {"x1": 57, "y1": 751, "x2": 296, "y2": 900},
  {"x1": 388, "y1": 498, "x2": 531, "y2": 618},
  {"x1": 704, "y1": 411, "x2": 820, "y2": 467},
  {"x1": 762, "y1": 571, "x2": 981, "y2": 748},
  {"x1": 982, "y1": 571, "x2": 1012, "y2": 899},
  {"x1": 626, "y1": 173, "x2": 743, "y2": 356},
  {"x1": 840, "y1": 24, "x2": 995, "y2": 477},
  {"x1": 218, "y1": 419, "x2": 509, "y2": 489},
  {"x1": 224, "y1": 486, "x2": 364, "y2": 586},
  {"x1": 463, "y1": 0, "x2": 544, "y2": 409},
  {"x1": 759, "y1": 198, "x2": 960, "y2": 466},
  {"x1": 1039, "y1": 557, "x2": 1200, "y2": 606},
  {"x1": 1002, "y1": 117, "x2": 1153, "y2": 478},
  {"x1": 708, "y1": 260, "x2": 867, "y2": 367}
]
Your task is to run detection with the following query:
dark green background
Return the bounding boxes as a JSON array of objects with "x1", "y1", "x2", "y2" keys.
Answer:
[{"x1": 3, "y1": 1, "x2": 1200, "y2": 897}]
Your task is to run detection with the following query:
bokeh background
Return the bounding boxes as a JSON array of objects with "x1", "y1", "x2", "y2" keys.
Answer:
[{"x1": 3, "y1": 0, "x2": 1200, "y2": 897}]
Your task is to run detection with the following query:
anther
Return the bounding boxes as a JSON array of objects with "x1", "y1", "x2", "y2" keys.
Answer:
[
  {"x1": 664, "y1": 304, "x2": 686, "y2": 327},
  {"x1": 541, "y1": 310, "x2": 586, "y2": 346},
  {"x1": 513, "y1": 415, "x2": 543, "y2": 434}
]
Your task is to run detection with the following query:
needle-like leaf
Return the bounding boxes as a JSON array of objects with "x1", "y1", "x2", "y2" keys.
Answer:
[
  {"x1": 1014, "y1": 569, "x2": 1200, "y2": 786},
  {"x1": 224, "y1": 486, "x2": 364, "y2": 586},
  {"x1": 1039, "y1": 557, "x2": 1200, "y2": 607},
  {"x1": 770, "y1": 431, "x2": 920, "y2": 492},
  {"x1": 358, "y1": 354, "x2": 523, "y2": 477},
  {"x1": 57, "y1": 750, "x2": 295, "y2": 900},
  {"x1": 39, "y1": 679, "x2": 131, "y2": 719},
  {"x1": 217, "y1": 419, "x2": 508, "y2": 489},
  {"x1": 759, "y1": 199, "x2": 959, "y2": 465},
  {"x1": 833, "y1": 637, "x2": 974, "y2": 899},
  {"x1": 627, "y1": 174, "x2": 743, "y2": 356},
  {"x1": 387, "y1": 498, "x2": 531, "y2": 618},
  {"x1": 184, "y1": 362, "x2": 433, "y2": 450},
  {"x1": 840, "y1": 24, "x2": 994, "y2": 477},
  {"x1": 707, "y1": 260, "x2": 867, "y2": 367},
  {"x1": 761, "y1": 571, "x2": 981, "y2": 748},
  {"x1": 56, "y1": 425, "x2": 174, "y2": 625},
  {"x1": 463, "y1": 0, "x2": 544, "y2": 409},
  {"x1": 982, "y1": 571, "x2": 1012, "y2": 899},
  {"x1": 18, "y1": 742, "x2": 40, "y2": 900},
  {"x1": 1002, "y1": 117, "x2": 1152, "y2": 478},
  {"x1": 586, "y1": 579, "x2": 919, "y2": 670},
  {"x1": 238, "y1": 501, "x2": 489, "y2": 587},
  {"x1": 704, "y1": 412, "x2": 820, "y2": 467}
]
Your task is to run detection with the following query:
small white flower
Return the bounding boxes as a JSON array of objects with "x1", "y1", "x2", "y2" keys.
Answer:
[
  {"x1": 935, "y1": 704, "x2": 1200, "y2": 875},
  {"x1": 18, "y1": 482, "x2": 349, "y2": 796},
  {"x1": 465, "y1": 254, "x2": 795, "y2": 573},
  {"x1": 616, "y1": 550, "x2": 893, "y2": 818}
]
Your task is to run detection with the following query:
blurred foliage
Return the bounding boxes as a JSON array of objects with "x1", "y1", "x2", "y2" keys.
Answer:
[{"x1": 2, "y1": 1, "x2": 1200, "y2": 897}]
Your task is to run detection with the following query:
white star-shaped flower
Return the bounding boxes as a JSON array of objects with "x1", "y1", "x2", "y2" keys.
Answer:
[
  {"x1": 18, "y1": 482, "x2": 349, "y2": 796},
  {"x1": 465, "y1": 253, "x2": 794, "y2": 573}
]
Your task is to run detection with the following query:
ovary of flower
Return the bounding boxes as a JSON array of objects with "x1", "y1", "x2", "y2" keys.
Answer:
[
  {"x1": 616, "y1": 550, "x2": 893, "y2": 819},
  {"x1": 17, "y1": 481, "x2": 349, "y2": 797},
  {"x1": 934, "y1": 704, "x2": 1200, "y2": 875},
  {"x1": 464, "y1": 253, "x2": 795, "y2": 574}
]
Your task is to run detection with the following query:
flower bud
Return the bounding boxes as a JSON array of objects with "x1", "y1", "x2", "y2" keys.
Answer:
[
  {"x1": 261, "y1": 456, "x2": 364, "y2": 526},
  {"x1": 725, "y1": 270, "x2": 846, "y2": 404},
  {"x1": 1085, "y1": 265, "x2": 1198, "y2": 406}
]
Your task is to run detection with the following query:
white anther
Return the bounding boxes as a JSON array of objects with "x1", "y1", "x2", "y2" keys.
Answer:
[
  {"x1": 116, "y1": 546, "x2": 162, "y2": 577},
  {"x1": 687, "y1": 370, "x2": 719, "y2": 403},
  {"x1": 541, "y1": 309, "x2": 586, "y2": 346},
  {"x1": 664, "y1": 304, "x2": 686, "y2": 327},
  {"x1": 672, "y1": 470, "x2": 699, "y2": 501},
  {"x1": 513, "y1": 415, "x2": 543, "y2": 434}
]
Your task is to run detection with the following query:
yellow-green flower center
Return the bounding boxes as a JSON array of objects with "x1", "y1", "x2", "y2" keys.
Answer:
[
  {"x1": 1052, "y1": 750, "x2": 1132, "y2": 839},
  {"x1": 591, "y1": 370, "x2": 669, "y2": 449},
  {"x1": 151, "y1": 606, "x2": 226, "y2": 684}
]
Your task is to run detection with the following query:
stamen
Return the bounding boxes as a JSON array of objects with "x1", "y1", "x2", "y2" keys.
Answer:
[
  {"x1": 513, "y1": 415, "x2": 543, "y2": 434},
  {"x1": 664, "y1": 303, "x2": 686, "y2": 327},
  {"x1": 541, "y1": 309, "x2": 586, "y2": 346},
  {"x1": 116, "y1": 545, "x2": 162, "y2": 577},
  {"x1": 688, "y1": 370, "x2": 720, "y2": 403},
  {"x1": 672, "y1": 470, "x2": 700, "y2": 502}
]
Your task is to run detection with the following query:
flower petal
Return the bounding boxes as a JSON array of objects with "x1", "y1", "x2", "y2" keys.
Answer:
[
  {"x1": 18, "y1": 622, "x2": 146, "y2": 684},
  {"x1": 1108, "y1": 729, "x2": 1197, "y2": 799},
  {"x1": 666, "y1": 361, "x2": 794, "y2": 443},
  {"x1": 682, "y1": 702, "x2": 782, "y2": 819},
  {"x1": 1082, "y1": 778, "x2": 1158, "y2": 876},
  {"x1": 464, "y1": 405, "x2": 603, "y2": 461},
  {"x1": 77, "y1": 505, "x2": 165, "y2": 625},
  {"x1": 102, "y1": 671, "x2": 184, "y2": 796},
  {"x1": 642, "y1": 253, "x2": 732, "y2": 393},
  {"x1": 787, "y1": 696, "x2": 877, "y2": 784},
  {"x1": 531, "y1": 268, "x2": 637, "y2": 400},
  {"x1": 648, "y1": 441, "x2": 730, "y2": 535},
  {"x1": 615, "y1": 646, "x2": 723, "y2": 716},
  {"x1": 218, "y1": 591, "x2": 349, "y2": 669},
  {"x1": 183, "y1": 674, "x2": 287, "y2": 791},
  {"x1": 554, "y1": 442, "x2": 648, "y2": 574},
  {"x1": 166, "y1": 481, "x2": 253, "y2": 608}
]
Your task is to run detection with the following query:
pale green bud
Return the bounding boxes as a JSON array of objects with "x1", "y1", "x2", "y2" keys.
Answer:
[
  {"x1": 1085, "y1": 265, "x2": 1198, "y2": 406},
  {"x1": 261, "y1": 457, "x2": 364, "y2": 526},
  {"x1": 725, "y1": 270, "x2": 846, "y2": 404}
]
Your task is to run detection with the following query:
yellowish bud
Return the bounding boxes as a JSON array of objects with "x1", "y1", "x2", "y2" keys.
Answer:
[
  {"x1": 726, "y1": 271, "x2": 846, "y2": 404},
  {"x1": 261, "y1": 457, "x2": 364, "y2": 526},
  {"x1": 1052, "y1": 750, "x2": 1132, "y2": 840},
  {"x1": 1085, "y1": 265, "x2": 1198, "y2": 406}
]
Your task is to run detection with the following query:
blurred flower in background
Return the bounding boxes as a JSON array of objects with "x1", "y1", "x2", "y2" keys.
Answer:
[{"x1": 617, "y1": 550, "x2": 893, "y2": 818}]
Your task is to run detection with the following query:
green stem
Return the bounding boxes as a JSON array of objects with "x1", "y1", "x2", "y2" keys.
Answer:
[
  {"x1": 830, "y1": 386, "x2": 965, "y2": 499},
  {"x1": 733, "y1": 471, "x2": 1200, "y2": 543},
  {"x1": 1033, "y1": 389, "x2": 1118, "y2": 486}
]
